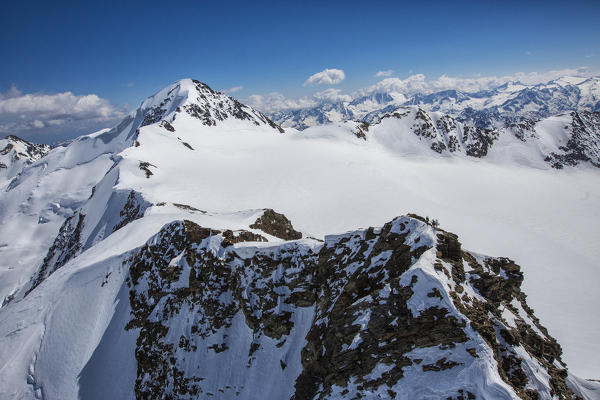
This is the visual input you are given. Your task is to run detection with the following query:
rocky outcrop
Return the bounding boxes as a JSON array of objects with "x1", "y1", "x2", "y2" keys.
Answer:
[
  {"x1": 545, "y1": 111, "x2": 600, "y2": 168},
  {"x1": 112, "y1": 190, "x2": 152, "y2": 232},
  {"x1": 0, "y1": 135, "x2": 51, "y2": 183},
  {"x1": 249, "y1": 209, "x2": 302, "y2": 240},
  {"x1": 27, "y1": 189, "x2": 152, "y2": 296},
  {"x1": 124, "y1": 215, "x2": 577, "y2": 399},
  {"x1": 0, "y1": 135, "x2": 50, "y2": 163},
  {"x1": 28, "y1": 213, "x2": 85, "y2": 293}
]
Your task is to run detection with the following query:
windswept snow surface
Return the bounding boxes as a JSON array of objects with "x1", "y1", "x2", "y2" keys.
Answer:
[{"x1": 0, "y1": 79, "x2": 598, "y2": 391}]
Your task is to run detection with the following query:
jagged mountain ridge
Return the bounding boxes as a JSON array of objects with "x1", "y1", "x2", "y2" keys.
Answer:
[
  {"x1": 0, "y1": 135, "x2": 50, "y2": 187},
  {"x1": 270, "y1": 76, "x2": 600, "y2": 131},
  {"x1": 357, "y1": 106, "x2": 600, "y2": 168},
  {"x1": 0, "y1": 79, "x2": 599, "y2": 399}
]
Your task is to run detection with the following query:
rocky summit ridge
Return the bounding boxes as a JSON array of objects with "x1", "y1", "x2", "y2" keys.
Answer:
[{"x1": 123, "y1": 214, "x2": 578, "y2": 399}]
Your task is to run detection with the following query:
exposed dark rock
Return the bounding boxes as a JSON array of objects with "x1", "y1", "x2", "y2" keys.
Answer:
[
  {"x1": 222, "y1": 229, "x2": 267, "y2": 244},
  {"x1": 28, "y1": 213, "x2": 85, "y2": 294},
  {"x1": 354, "y1": 121, "x2": 369, "y2": 140},
  {"x1": 249, "y1": 209, "x2": 302, "y2": 240},
  {"x1": 122, "y1": 215, "x2": 576, "y2": 399},
  {"x1": 173, "y1": 203, "x2": 205, "y2": 213},
  {"x1": 462, "y1": 125, "x2": 499, "y2": 157},
  {"x1": 510, "y1": 119, "x2": 538, "y2": 142},
  {"x1": 138, "y1": 161, "x2": 155, "y2": 178},
  {"x1": 113, "y1": 191, "x2": 150, "y2": 232},
  {"x1": 545, "y1": 111, "x2": 600, "y2": 168},
  {"x1": 2, "y1": 135, "x2": 51, "y2": 161},
  {"x1": 422, "y1": 357, "x2": 462, "y2": 371},
  {"x1": 159, "y1": 120, "x2": 175, "y2": 132},
  {"x1": 182, "y1": 80, "x2": 284, "y2": 133}
]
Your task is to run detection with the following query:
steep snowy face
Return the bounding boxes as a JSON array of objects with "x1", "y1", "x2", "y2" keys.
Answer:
[
  {"x1": 542, "y1": 111, "x2": 600, "y2": 168},
  {"x1": 52, "y1": 215, "x2": 578, "y2": 399},
  {"x1": 0, "y1": 135, "x2": 50, "y2": 185},
  {"x1": 363, "y1": 107, "x2": 499, "y2": 158},
  {"x1": 355, "y1": 106, "x2": 600, "y2": 168}
]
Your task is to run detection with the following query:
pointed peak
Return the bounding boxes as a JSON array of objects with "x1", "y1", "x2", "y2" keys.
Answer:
[
  {"x1": 4, "y1": 134, "x2": 29, "y2": 144},
  {"x1": 137, "y1": 78, "x2": 284, "y2": 132},
  {"x1": 1, "y1": 134, "x2": 50, "y2": 165}
]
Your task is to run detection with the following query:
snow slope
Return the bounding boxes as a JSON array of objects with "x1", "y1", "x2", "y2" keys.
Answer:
[{"x1": 0, "y1": 79, "x2": 599, "y2": 399}]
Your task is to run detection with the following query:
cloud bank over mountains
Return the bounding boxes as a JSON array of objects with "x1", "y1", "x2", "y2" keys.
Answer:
[
  {"x1": 248, "y1": 66, "x2": 597, "y2": 113},
  {"x1": 0, "y1": 86, "x2": 125, "y2": 140}
]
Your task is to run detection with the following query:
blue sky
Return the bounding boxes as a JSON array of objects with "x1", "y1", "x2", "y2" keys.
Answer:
[{"x1": 1, "y1": 0, "x2": 599, "y2": 142}]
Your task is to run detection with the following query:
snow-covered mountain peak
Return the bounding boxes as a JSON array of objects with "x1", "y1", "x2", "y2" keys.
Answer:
[
  {"x1": 137, "y1": 78, "x2": 284, "y2": 132},
  {"x1": 0, "y1": 135, "x2": 50, "y2": 164},
  {"x1": 21, "y1": 79, "x2": 287, "y2": 181},
  {"x1": 0, "y1": 135, "x2": 50, "y2": 186}
]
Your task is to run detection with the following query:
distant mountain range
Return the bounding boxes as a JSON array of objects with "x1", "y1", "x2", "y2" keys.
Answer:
[{"x1": 269, "y1": 76, "x2": 600, "y2": 131}]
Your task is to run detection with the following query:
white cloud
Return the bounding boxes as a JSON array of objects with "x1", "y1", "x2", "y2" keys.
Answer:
[
  {"x1": 359, "y1": 66, "x2": 597, "y2": 97},
  {"x1": 247, "y1": 92, "x2": 317, "y2": 113},
  {"x1": 304, "y1": 68, "x2": 346, "y2": 86},
  {"x1": 313, "y1": 88, "x2": 352, "y2": 103},
  {"x1": 224, "y1": 86, "x2": 244, "y2": 94},
  {"x1": 32, "y1": 120, "x2": 44, "y2": 128},
  {"x1": 375, "y1": 70, "x2": 394, "y2": 77},
  {"x1": 0, "y1": 88, "x2": 125, "y2": 134},
  {"x1": 127, "y1": 82, "x2": 135, "y2": 88}
]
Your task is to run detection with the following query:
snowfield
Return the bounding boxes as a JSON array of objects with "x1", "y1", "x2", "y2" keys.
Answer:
[{"x1": 0, "y1": 78, "x2": 599, "y2": 399}]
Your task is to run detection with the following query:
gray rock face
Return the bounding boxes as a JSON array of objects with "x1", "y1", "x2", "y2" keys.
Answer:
[
  {"x1": 544, "y1": 111, "x2": 600, "y2": 168},
  {"x1": 249, "y1": 208, "x2": 302, "y2": 240}
]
